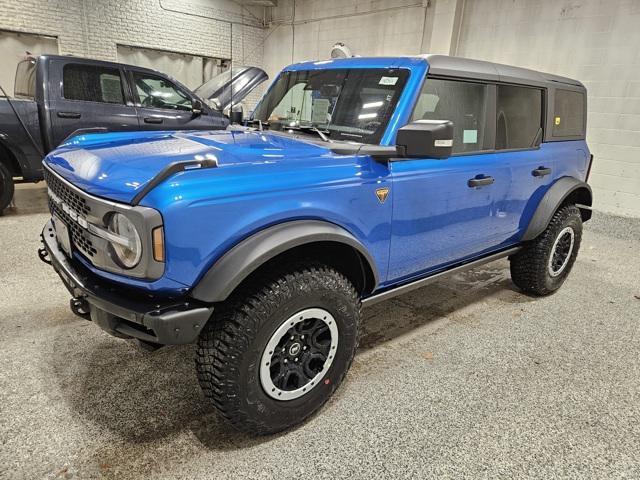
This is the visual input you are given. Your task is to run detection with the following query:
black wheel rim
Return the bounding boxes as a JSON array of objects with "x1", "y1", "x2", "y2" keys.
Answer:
[
  {"x1": 260, "y1": 308, "x2": 338, "y2": 401},
  {"x1": 548, "y1": 227, "x2": 575, "y2": 277}
]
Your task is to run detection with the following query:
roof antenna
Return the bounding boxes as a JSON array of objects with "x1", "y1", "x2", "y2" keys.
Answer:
[{"x1": 229, "y1": 22, "x2": 234, "y2": 124}]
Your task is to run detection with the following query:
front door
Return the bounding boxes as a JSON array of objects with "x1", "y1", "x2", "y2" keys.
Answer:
[
  {"x1": 387, "y1": 77, "x2": 512, "y2": 283},
  {"x1": 128, "y1": 70, "x2": 217, "y2": 131}
]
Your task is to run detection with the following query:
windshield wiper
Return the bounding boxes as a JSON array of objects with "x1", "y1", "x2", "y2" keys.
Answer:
[
  {"x1": 291, "y1": 125, "x2": 332, "y2": 142},
  {"x1": 245, "y1": 119, "x2": 270, "y2": 131}
]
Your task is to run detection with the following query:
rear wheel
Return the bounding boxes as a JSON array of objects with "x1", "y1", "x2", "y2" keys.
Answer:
[
  {"x1": 510, "y1": 205, "x2": 583, "y2": 295},
  {"x1": 196, "y1": 261, "x2": 360, "y2": 434},
  {"x1": 0, "y1": 162, "x2": 14, "y2": 214}
]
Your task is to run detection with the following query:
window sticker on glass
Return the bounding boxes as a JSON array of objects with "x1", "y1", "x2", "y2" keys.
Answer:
[
  {"x1": 311, "y1": 98, "x2": 331, "y2": 124},
  {"x1": 463, "y1": 129, "x2": 478, "y2": 144},
  {"x1": 379, "y1": 76, "x2": 398, "y2": 86}
]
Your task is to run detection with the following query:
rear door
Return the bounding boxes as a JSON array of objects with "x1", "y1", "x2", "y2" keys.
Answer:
[
  {"x1": 127, "y1": 69, "x2": 220, "y2": 130},
  {"x1": 493, "y1": 84, "x2": 555, "y2": 238},
  {"x1": 48, "y1": 61, "x2": 139, "y2": 147}
]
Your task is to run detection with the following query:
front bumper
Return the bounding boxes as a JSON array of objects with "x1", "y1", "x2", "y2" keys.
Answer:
[{"x1": 40, "y1": 220, "x2": 213, "y2": 345}]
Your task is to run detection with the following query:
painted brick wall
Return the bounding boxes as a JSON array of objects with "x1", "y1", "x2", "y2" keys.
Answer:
[
  {"x1": 456, "y1": 0, "x2": 640, "y2": 217},
  {"x1": 0, "y1": 0, "x2": 267, "y2": 106}
]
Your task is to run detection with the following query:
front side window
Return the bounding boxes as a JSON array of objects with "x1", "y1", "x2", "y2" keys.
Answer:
[
  {"x1": 411, "y1": 78, "x2": 488, "y2": 153},
  {"x1": 252, "y1": 68, "x2": 409, "y2": 144},
  {"x1": 132, "y1": 72, "x2": 192, "y2": 111},
  {"x1": 496, "y1": 85, "x2": 542, "y2": 149},
  {"x1": 553, "y1": 89, "x2": 585, "y2": 137},
  {"x1": 63, "y1": 64, "x2": 124, "y2": 104}
]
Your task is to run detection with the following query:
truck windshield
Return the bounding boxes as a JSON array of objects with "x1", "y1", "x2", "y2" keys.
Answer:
[{"x1": 252, "y1": 68, "x2": 409, "y2": 144}]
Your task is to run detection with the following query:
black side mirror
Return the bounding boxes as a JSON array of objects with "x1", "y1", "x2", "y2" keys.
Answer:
[
  {"x1": 396, "y1": 120, "x2": 454, "y2": 159},
  {"x1": 230, "y1": 104, "x2": 243, "y2": 124},
  {"x1": 192, "y1": 99, "x2": 203, "y2": 116}
]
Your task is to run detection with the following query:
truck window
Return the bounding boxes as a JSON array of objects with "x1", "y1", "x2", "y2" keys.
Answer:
[
  {"x1": 132, "y1": 72, "x2": 192, "y2": 111},
  {"x1": 553, "y1": 89, "x2": 585, "y2": 137},
  {"x1": 63, "y1": 64, "x2": 125, "y2": 104},
  {"x1": 252, "y1": 68, "x2": 409, "y2": 144},
  {"x1": 496, "y1": 85, "x2": 542, "y2": 149},
  {"x1": 411, "y1": 78, "x2": 488, "y2": 154},
  {"x1": 14, "y1": 59, "x2": 37, "y2": 99}
]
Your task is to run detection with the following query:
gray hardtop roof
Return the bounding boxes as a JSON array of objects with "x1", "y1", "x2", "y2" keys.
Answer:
[{"x1": 418, "y1": 54, "x2": 584, "y2": 89}]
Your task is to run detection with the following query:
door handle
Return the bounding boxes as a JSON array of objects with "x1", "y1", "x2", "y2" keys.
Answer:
[
  {"x1": 57, "y1": 111, "x2": 81, "y2": 119},
  {"x1": 144, "y1": 117, "x2": 163, "y2": 124},
  {"x1": 467, "y1": 175, "x2": 495, "y2": 188},
  {"x1": 532, "y1": 166, "x2": 552, "y2": 177}
]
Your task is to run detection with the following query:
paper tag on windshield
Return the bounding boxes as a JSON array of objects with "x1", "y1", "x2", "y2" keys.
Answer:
[
  {"x1": 379, "y1": 76, "x2": 398, "y2": 86},
  {"x1": 311, "y1": 99, "x2": 330, "y2": 123}
]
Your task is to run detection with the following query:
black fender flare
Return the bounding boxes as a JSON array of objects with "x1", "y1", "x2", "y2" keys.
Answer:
[
  {"x1": 521, "y1": 176, "x2": 593, "y2": 242},
  {"x1": 190, "y1": 220, "x2": 380, "y2": 303}
]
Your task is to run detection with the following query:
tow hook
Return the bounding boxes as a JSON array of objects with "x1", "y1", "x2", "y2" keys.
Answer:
[
  {"x1": 38, "y1": 235, "x2": 51, "y2": 265},
  {"x1": 70, "y1": 297, "x2": 91, "y2": 320}
]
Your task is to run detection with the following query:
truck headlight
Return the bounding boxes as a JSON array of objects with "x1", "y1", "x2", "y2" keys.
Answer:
[{"x1": 108, "y1": 213, "x2": 142, "y2": 268}]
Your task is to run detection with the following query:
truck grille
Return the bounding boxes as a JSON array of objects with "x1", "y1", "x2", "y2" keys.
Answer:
[
  {"x1": 44, "y1": 169, "x2": 97, "y2": 258},
  {"x1": 44, "y1": 169, "x2": 91, "y2": 216}
]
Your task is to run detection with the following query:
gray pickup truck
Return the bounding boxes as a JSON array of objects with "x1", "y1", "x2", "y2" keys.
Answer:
[{"x1": 0, "y1": 55, "x2": 267, "y2": 212}]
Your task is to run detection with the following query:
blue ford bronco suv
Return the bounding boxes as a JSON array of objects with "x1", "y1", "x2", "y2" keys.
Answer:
[{"x1": 39, "y1": 55, "x2": 593, "y2": 434}]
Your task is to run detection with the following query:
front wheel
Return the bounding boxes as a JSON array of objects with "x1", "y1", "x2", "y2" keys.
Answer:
[
  {"x1": 196, "y1": 261, "x2": 361, "y2": 434},
  {"x1": 0, "y1": 162, "x2": 15, "y2": 214},
  {"x1": 510, "y1": 204, "x2": 583, "y2": 295}
]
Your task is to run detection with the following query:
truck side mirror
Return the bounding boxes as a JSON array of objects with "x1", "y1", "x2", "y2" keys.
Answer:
[
  {"x1": 192, "y1": 99, "x2": 203, "y2": 116},
  {"x1": 396, "y1": 120, "x2": 454, "y2": 159},
  {"x1": 230, "y1": 104, "x2": 243, "y2": 124}
]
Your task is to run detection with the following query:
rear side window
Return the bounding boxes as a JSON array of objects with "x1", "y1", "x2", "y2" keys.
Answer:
[
  {"x1": 411, "y1": 78, "x2": 488, "y2": 153},
  {"x1": 553, "y1": 89, "x2": 585, "y2": 137},
  {"x1": 496, "y1": 85, "x2": 542, "y2": 149},
  {"x1": 14, "y1": 59, "x2": 37, "y2": 99},
  {"x1": 63, "y1": 64, "x2": 125, "y2": 104}
]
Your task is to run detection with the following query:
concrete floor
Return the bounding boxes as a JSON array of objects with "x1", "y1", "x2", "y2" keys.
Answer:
[{"x1": 1, "y1": 184, "x2": 639, "y2": 480}]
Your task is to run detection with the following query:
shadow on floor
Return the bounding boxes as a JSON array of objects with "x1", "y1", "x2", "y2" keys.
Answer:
[{"x1": 48, "y1": 262, "x2": 528, "y2": 452}]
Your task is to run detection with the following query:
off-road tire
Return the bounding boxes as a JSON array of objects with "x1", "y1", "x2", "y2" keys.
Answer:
[
  {"x1": 510, "y1": 204, "x2": 582, "y2": 295},
  {"x1": 196, "y1": 261, "x2": 361, "y2": 435},
  {"x1": 0, "y1": 162, "x2": 14, "y2": 214}
]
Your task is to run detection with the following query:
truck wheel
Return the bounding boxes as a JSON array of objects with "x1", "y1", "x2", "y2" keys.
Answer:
[
  {"x1": 196, "y1": 261, "x2": 361, "y2": 435},
  {"x1": 510, "y1": 205, "x2": 583, "y2": 295},
  {"x1": 0, "y1": 162, "x2": 15, "y2": 213}
]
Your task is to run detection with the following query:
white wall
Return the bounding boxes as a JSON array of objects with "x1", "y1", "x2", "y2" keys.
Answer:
[
  {"x1": 456, "y1": 0, "x2": 640, "y2": 217},
  {"x1": 264, "y1": 0, "x2": 640, "y2": 217},
  {"x1": 264, "y1": 0, "x2": 429, "y2": 79},
  {"x1": 0, "y1": 0, "x2": 267, "y2": 106}
]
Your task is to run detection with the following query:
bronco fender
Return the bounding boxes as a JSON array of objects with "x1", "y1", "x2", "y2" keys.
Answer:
[
  {"x1": 521, "y1": 176, "x2": 592, "y2": 242},
  {"x1": 190, "y1": 220, "x2": 379, "y2": 303}
]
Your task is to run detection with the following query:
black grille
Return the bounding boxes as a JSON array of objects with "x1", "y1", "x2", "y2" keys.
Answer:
[
  {"x1": 44, "y1": 169, "x2": 91, "y2": 216},
  {"x1": 45, "y1": 170, "x2": 97, "y2": 258}
]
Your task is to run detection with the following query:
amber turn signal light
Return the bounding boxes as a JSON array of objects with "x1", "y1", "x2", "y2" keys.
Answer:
[{"x1": 152, "y1": 227, "x2": 164, "y2": 262}]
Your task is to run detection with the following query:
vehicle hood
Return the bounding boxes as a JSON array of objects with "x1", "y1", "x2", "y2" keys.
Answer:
[
  {"x1": 44, "y1": 129, "x2": 335, "y2": 204},
  {"x1": 194, "y1": 66, "x2": 268, "y2": 110}
]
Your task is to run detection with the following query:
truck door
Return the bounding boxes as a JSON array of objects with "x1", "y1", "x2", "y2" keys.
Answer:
[
  {"x1": 388, "y1": 78, "x2": 514, "y2": 283},
  {"x1": 493, "y1": 84, "x2": 555, "y2": 239},
  {"x1": 127, "y1": 70, "x2": 220, "y2": 131},
  {"x1": 48, "y1": 61, "x2": 139, "y2": 148}
]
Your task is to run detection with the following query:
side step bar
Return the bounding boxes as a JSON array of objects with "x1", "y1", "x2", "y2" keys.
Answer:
[{"x1": 362, "y1": 246, "x2": 521, "y2": 307}]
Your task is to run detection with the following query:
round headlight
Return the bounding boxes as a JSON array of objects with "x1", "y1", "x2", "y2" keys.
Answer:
[{"x1": 108, "y1": 213, "x2": 142, "y2": 268}]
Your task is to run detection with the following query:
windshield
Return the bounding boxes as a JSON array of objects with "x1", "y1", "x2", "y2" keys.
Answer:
[{"x1": 252, "y1": 68, "x2": 409, "y2": 144}]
